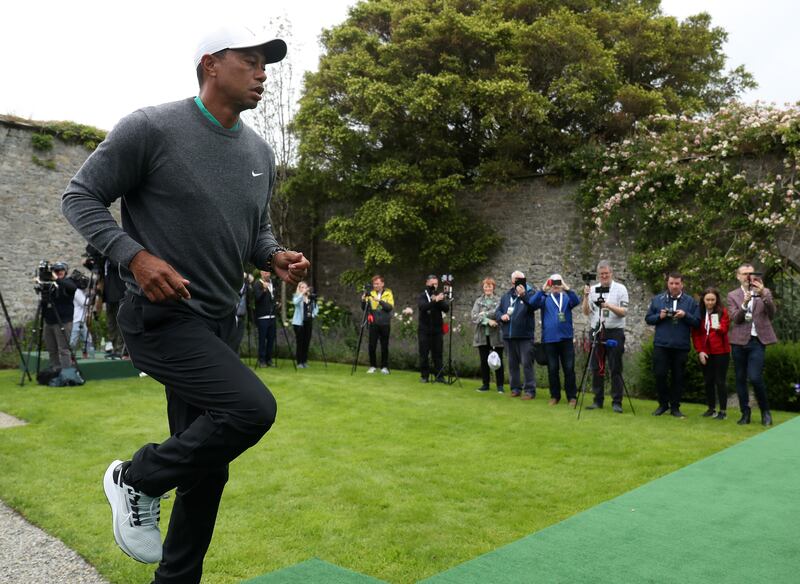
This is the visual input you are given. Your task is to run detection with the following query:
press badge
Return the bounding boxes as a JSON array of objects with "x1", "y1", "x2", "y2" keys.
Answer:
[
  {"x1": 558, "y1": 313, "x2": 566, "y2": 322},
  {"x1": 602, "y1": 309, "x2": 609, "y2": 318}
]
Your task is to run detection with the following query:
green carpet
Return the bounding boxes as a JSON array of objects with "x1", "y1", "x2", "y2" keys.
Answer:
[
  {"x1": 422, "y1": 416, "x2": 800, "y2": 584},
  {"x1": 21, "y1": 352, "x2": 140, "y2": 380}
]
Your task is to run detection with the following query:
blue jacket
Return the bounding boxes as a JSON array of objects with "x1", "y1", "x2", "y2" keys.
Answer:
[
  {"x1": 495, "y1": 285, "x2": 538, "y2": 340},
  {"x1": 645, "y1": 292, "x2": 700, "y2": 350},
  {"x1": 292, "y1": 293, "x2": 319, "y2": 326},
  {"x1": 531, "y1": 290, "x2": 581, "y2": 343}
]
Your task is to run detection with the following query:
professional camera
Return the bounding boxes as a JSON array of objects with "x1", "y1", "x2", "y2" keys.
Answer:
[
  {"x1": 748, "y1": 272, "x2": 763, "y2": 297},
  {"x1": 310, "y1": 291, "x2": 318, "y2": 302},
  {"x1": 593, "y1": 285, "x2": 610, "y2": 306},
  {"x1": 581, "y1": 272, "x2": 595, "y2": 285},
  {"x1": 513, "y1": 276, "x2": 527, "y2": 288},
  {"x1": 71, "y1": 269, "x2": 90, "y2": 290},
  {"x1": 36, "y1": 260, "x2": 54, "y2": 283},
  {"x1": 362, "y1": 282, "x2": 373, "y2": 294}
]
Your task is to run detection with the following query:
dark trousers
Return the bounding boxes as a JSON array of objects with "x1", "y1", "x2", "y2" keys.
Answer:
[
  {"x1": 732, "y1": 337, "x2": 770, "y2": 412},
  {"x1": 294, "y1": 319, "x2": 313, "y2": 364},
  {"x1": 505, "y1": 338, "x2": 536, "y2": 394},
  {"x1": 545, "y1": 339, "x2": 577, "y2": 401},
  {"x1": 117, "y1": 294, "x2": 276, "y2": 584},
  {"x1": 368, "y1": 324, "x2": 390, "y2": 368},
  {"x1": 477, "y1": 342, "x2": 504, "y2": 388},
  {"x1": 418, "y1": 330, "x2": 443, "y2": 380},
  {"x1": 702, "y1": 353, "x2": 730, "y2": 411},
  {"x1": 43, "y1": 321, "x2": 73, "y2": 369},
  {"x1": 256, "y1": 318, "x2": 276, "y2": 363},
  {"x1": 590, "y1": 328, "x2": 625, "y2": 405},
  {"x1": 652, "y1": 346, "x2": 689, "y2": 409},
  {"x1": 106, "y1": 300, "x2": 124, "y2": 353}
]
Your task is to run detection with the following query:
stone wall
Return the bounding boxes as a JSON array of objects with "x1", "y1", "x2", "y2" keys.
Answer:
[
  {"x1": 0, "y1": 118, "x2": 113, "y2": 321},
  {"x1": 0, "y1": 116, "x2": 651, "y2": 347}
]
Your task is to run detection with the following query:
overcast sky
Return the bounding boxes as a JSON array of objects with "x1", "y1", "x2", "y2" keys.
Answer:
[{"x1": 2, "y1": 0, "x2": 797, "y2": 131}]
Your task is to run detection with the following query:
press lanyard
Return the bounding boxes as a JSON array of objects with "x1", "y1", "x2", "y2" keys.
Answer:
[
  {"x1": 705, "y1": 312, "x2": 711, "y2": 335},
  {"x1": 550, "y1": 293, "x2": 563, "y2": 313}
]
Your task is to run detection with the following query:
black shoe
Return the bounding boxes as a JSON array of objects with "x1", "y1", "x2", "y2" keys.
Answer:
[
  {"x1": 652, "y1": 405, "x2": 669, "y2": 416},
  {"x1": 737, "y1": 409, "x2": 751, "y2": 425},
  {"x1": 701, "y1": 409, "x2": 716, "y2": 417},
  {"x1": 434, "y1": 376, "x2": 447, "y2": 384},
  {"x1": 497, "y1": 386, "x2": 505, "y2": 394},
  {"x1": 716, "y1": 411, "x2": 727, "y2": 420},
  {"x1": 476, "y1": 386, "x2": 490, "y2": 392},
  {"x1": 670, "y1": 408, "x2": 687, "y2": 418},
  {"x1": 586, "y1": 402, "x2": 603, "y2": 410},
  {"x1": 762, "y1": 410, "x2": 773, "y2": 426},
  {"x1": 612, "y1": 403, "x2": 623, "y2": 414},
  {"x1": 420, "y1": 377, "x2": 429, "y2": 383}
]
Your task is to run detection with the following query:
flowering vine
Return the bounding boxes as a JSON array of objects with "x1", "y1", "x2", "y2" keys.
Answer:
[{"x1": 579, "y1": 101, "x2": 800, "y2": 291}]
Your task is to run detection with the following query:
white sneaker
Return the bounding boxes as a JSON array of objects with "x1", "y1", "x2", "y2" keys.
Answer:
[
  {"x1": 103, "y1": 460, "x2": 164, "y2": 564},
  {"x1": 381, "y1": 367, "x2": 390, "y2": 375},
  {"x1": 366, "y1": 367, "x2": 376, "y2": 374}
]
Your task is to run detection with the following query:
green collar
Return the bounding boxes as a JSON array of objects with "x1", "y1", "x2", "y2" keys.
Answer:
[{"x1": 194, "y1": 96, "x2": 240, "y2": 131}]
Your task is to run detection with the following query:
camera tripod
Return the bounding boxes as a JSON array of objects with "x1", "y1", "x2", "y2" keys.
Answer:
[
  {"x1": 21, "y1": 286, "x2": 83, "y2": 386},
  {"x1": 351, "y1": 293, "x2": 371, "y2": 375},
  {"x1": 575, "y1": 320, "x2": 636, "y2": 419},
  {"x1": 0, "y1": 288, "x2": 32, "y2": 385},
  {"x1": 436, "y1": 287, "x2": 461, "y2": 386}
]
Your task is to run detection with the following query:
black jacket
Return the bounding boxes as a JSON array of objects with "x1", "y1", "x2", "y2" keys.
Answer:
[
  {"x1": 42, "y1": 277, "x2": 77, "y2": 325},
  {"x1": 417, "y1": 289, "x2": 449, "y2": 334},
  {"x1": 254, "y1": 279, "x2": 277, "y2": 318}
]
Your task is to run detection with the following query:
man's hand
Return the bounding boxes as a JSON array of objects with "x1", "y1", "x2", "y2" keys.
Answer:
[
  {"x1": 542, "y1": 281, "x2": 551, "y2": 293},
  {"x1": 515, "y1": 284, "x2": 526, "y2": 297},
  {"x1": 129, "y1": 250, "x2": 190, "y2": 303},
  {"x1": 501, "y1": 314, "x2": 510, "y2": 322},
  {"x1": 273, "y1": 251, "x2": 309, "y2": 285},
  {"x1": 659, "y1": 308, "x2": 667, "y2": 320},
  {"x1": 433, "y1": 293, "x2": 445, "y2": 302},
  {"x1": 674, "y1": 309, "x2": 686, "y2": 319},
  {"x1": 583, "y1": 285, "x2": 591, "y2": 295}
]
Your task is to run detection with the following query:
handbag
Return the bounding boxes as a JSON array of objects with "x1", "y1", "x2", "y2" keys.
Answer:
[{"x1": 532, "y1": 342, "x2": 548, "y2": 366}]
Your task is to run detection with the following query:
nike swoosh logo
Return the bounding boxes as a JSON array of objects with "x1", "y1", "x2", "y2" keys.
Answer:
[{"x1": 252, "y1": 170, "x2": 264, "y2": 177}]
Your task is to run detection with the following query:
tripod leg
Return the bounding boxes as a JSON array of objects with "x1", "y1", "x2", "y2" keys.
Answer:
[
  {"x1": 316, "y1": 323, "x2": 328, "y2": 368},
  {"x1": 621, "y1": 375, "x2": 636, "y2": 416},
  {"x1": 279, "y1": 320, "x2": 297, "y2": 371},
  {"x1": 351, "y1": 304, "x2": 369, "y2": 375},
  {"x1": 0, "y1": 290, "x2": 32, "y2": 383},
  {"x1": 576, "y1": 335, "x2": 599, "y2": 420}
]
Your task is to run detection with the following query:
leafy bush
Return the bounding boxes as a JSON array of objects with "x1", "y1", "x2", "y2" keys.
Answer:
[
  {"x1": 636, "y1": 339, "x2": 800, "y2": 411},
  {"x1": 31, "y1": 132, "x2": 54, "y2": 151}
]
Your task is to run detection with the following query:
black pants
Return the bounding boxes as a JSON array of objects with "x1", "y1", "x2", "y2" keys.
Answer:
[
  {"x1": 368, "y1": 324, "x2": 390, "y2": 368},
  {"x1": 477, "y1": 342, "x2": 504, "y2": 388},
  {"x1": 117, "y1": 294, "x2": 276, "y2": 584},
  {"x1": 590, "y1": 328, "x2": 625, "y2": 405},
  {"x1": 418, "y1": 330, "x2": 443, "y2": 380},
  {"x1": 545, "y1": 339, "x2": 577, "y2": 401},
  {"x1": 702, "y1": 353, "x2": 730, "y2": 411},
  {"x1": 106, "y1": 300, "x2": 124, "y2": 353},
  {"x1": 294, "y1": 319, "x2": 313, "y2": 364},
  {"x1": 256, "y1": 317, "x2": 276, "y2": 363},
  {"x1": 652, "y1": 346, "x2": 689, "y2": 409}
]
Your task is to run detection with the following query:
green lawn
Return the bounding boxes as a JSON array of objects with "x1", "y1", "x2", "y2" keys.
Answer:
[{"x1": 0, "y1": 364, "x2": 790, "y2": 583}]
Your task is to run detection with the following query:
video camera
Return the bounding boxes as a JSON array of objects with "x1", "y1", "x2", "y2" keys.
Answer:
[
  {"x1": 71, "y1": 269, "x2": 90, "y2": 290},
  {"x1": 362, "y1": 281, "x2": 373, "y2": 294},
  {"x1": 33, "y1": 260, "x2": 58, "y2": 301}
]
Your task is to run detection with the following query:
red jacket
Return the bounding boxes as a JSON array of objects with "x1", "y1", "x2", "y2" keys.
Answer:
[{"x1": 691, "y1": 308, "x2": 731, "y2": 355}]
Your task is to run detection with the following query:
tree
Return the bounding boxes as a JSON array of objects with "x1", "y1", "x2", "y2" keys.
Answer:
[
  {"x1": 245, "y1": 17, "x2": 300, "y2": 319},
  {"x1": 288, "y1": 0, "x2": 754, "y2": 282}
]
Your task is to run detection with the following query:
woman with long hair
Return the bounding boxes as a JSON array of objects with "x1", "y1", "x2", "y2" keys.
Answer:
[{"x1": 691, "y1": 287, "x2": 731, "y2": 419}]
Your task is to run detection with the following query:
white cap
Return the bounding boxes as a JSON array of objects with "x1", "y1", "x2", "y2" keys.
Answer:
[
  {"x1": 194, "y1": 24, "x2": 287, "y2": 67},
  {"x1": 550, "y1": 274, "x2": 563, "y2": 282},
  {"x1": 487, "y1": 351, "x2": 501, "y2": 371}
]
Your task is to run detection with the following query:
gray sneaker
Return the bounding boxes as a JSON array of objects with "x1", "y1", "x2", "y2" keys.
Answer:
[
  {"x1": 103, "y1": 460, "x2": 164, "y2": 564},
  {"x1": 380, "y1": 367, "x2": 390, "y2": 375}
]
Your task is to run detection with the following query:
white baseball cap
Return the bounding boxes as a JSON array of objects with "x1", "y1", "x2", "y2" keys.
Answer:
[{"x1": 194, "y1": 24, "x2": 287, "y2": 67}]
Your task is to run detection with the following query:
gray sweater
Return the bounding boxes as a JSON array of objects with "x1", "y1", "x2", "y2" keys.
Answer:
[{"x1": 62, "y1": 98, "x2": 282, "y2": 318}]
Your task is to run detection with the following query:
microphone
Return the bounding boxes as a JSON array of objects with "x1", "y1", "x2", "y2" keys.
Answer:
[{"x1": 604, "y1": 339, "x2": 619, "y2": 348}]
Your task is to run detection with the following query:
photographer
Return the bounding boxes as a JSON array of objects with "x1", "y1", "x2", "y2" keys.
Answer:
[
  {"x1": 531, "y1": 274, "x2": 580, "y2": 406},
  {"x1": 292, "y1": 281, "x2": 318, "y2": 368},
  {"x1": 70, "y1": 269, "x2": 95, "y2": 358},
  {"x1": 362, "y1": 275, "x2": 394, "y2": 374},
  {"x1": 581, "y1": 260, "x2": 629, "y2": 412},
  {"x1": 102, "y1": 256, "x2": 127, "y2": 358},
  {"x1": 470, "y1": 277, "x2": 504, "y2": 393},
  {"x1": 417, "y1": 274, "x2": 449, "y2": 383},
  {"x1": 41, "y1": 261, "x2": 78, "y2": 370},
  {"x1": 254, "y1": 270, "x2": 277, "y2": 367},
  {"x1": 727, "y1": 264, "x2": 777, "y2": 426},
  {"x1": 691, "y1": 287, "x2": 731, "y2": 419},
  {"x1": 645, "y1": 272, "x2": 700, "y2": 418},
  {"x1": 494, "y1": 270, "x2": 538, "y2": 399}
]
